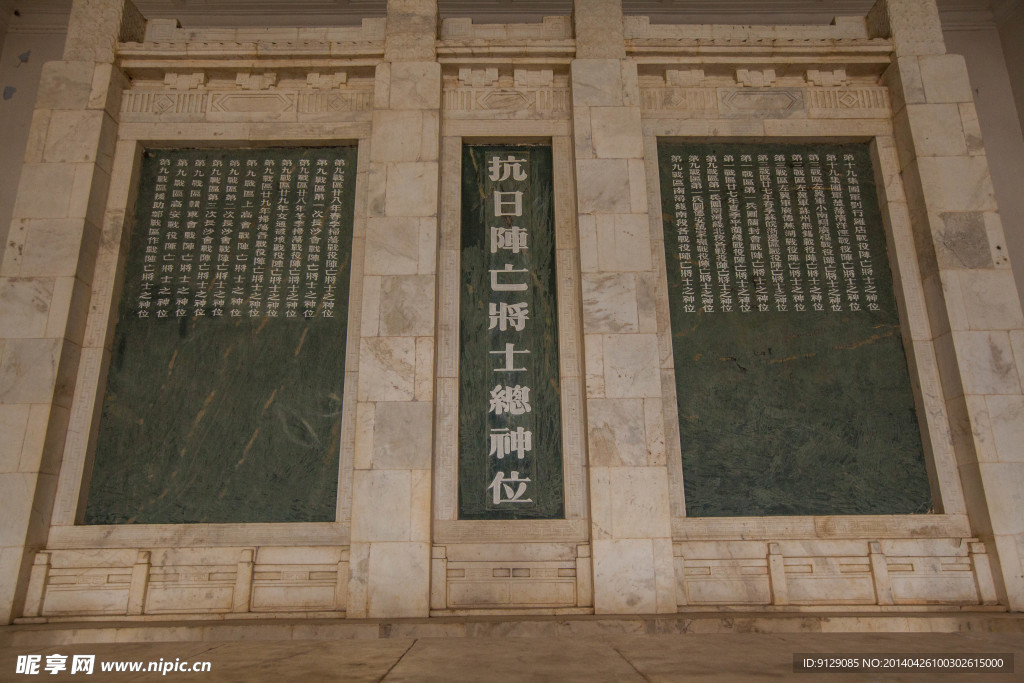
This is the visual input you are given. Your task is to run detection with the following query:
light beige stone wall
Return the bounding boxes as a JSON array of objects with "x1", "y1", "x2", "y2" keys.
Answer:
[
  {"x1": 3, "y1": 0, "x2": 1024, "y2": 623},
  {"x1": 346, "y1": 0, "x2": 439, "y2": 619},
  {"x1": 873, "y1": 0, "x2": 1024, "y2": 609}
]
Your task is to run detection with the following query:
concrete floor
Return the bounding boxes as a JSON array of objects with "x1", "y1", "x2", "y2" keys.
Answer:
[{"x1": 2, "y1": 619, "x2": 1023, "y2": 681}]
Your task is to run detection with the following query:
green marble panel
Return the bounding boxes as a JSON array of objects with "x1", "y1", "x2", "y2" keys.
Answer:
[
  {"x1": 657, "y1": 142, "x2": 931, "y2": 517},
  {"x1": 459, "y1": 145, "x2": 564, "y2": 519},
  {"x1": 84, "y1": 147, "x2": 356, "y2": 524}
]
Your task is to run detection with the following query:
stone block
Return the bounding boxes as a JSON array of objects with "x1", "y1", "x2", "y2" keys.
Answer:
[
  {"x1": 977, "y1": 463, "x2": 1024, "y2": 535},
  {"x1": 366, "y1": 542, "x2": 430, "y2": 617},
  {"x1": 896, "y1": 104, "x2": 966, "y2": 162},
  {"x1": 581, "y1": 273, "x2": 638, "y2": 333},
  {"x1": 951, "y1": 331, "x2": 1021, "y2": 396},
  {"x1": 917, "y1": 157, "x2": 997, "y2": 213},
  {"x1": 388, "y1": 62, "x2": 441, "y2": 111},
  {"x1": 609, "y1": 467, "x2": 671, "y2": 539},
  {"x1": 587, "y1": 398, "x2": 646, "y2": 467},
  {"x1": 12, "y1": 164, "x2": 76, "y2": 219},
  {"x1": 35, "y1": 62, "x2": 95, "y2": 111},
  {"x1": 584, "y1": 333, "x2": 605, "y2": 398},
  {"x1": 0, "y1": 405, "x2": 30, "y2": 473},
  {"x1": 371, "y1": 110, "x2": 438, "y2": 163},
  {"x1": 919, "y1": 54, "x2": 973, "y2": 103},
  {"x1": 384, "y1": 163, "x2": 438, "y2": 217},
  {"x1": 576, "y1": 159, "x2": 631, "y2": 214},
  {"x1": 43, "y1": 111, "x2": 106, "y2": 165},
  {"x1": 884, "y1": 57, "x2": 926, "y2": 112},
  {"x1": 643, "y1": 397, "x2": 666, "y2": 466},
  {"x1": 606, "y1": 215, "x2": 652, "y2": 272},
  {"x1": 20, "y1": 219, "x2": 96, "y2": 280},
  {"x1": 880, "y1": 0, "x2": 946, "y2": 57},
  {"x1": 351, "y1": 470, "x2": 412, "y2": 541},
  {"x1": 958, "y1": 270, "x2": 1024, "y2": 331},
  {"x1": 0, "y1": 338, "x2": 61, "y2": 405},
  {"x1": 372, "y1": 401, "x2": 433, "y2": 470},
  {"x1": 364, "y1": 217, "x2": 421, "y2": 275},
  {"x1": 986, "y1": 396, "x2": 1024, "y2": 463},
  {"x1": 578, "y1": 215, "x2": 599, "y2": 272},
  {"x1": 592, "y1": 539, "x2": 658, "y2": 613},
  {"x1": 571, "y1": 60, "x2": 624, "y2": 108},
  {"x1": 1012, "y1": 331, "x2": 1024, "y2": 390},
  {"x1": 603, "y1": 333, "x2": 661, "y2": 398},
  {"x1": 589, "y1": 107, "x2": 643, "y2": 159},
  {"x1": 357, "y1": 337, "x2": 416, "y2": 401},
  {"x1": 958, "y1": 103, "x2": 985, "y2": 154},
  {"x1": 378, "y1": 275, "x2": 435, "y2": 336},
  {"x1": 934, "y1": 212, "x2": 993, "y2": 270},
  {"x1": 0, "y1": 473, "x2": 35, "y2": 546},
  {"x1": 0, "y1": 279, "x2": 53, "y2": 339}
]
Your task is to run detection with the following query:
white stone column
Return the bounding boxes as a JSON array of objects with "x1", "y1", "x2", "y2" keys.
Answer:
[
  {"x1": 872, "y1": 0, "x2": 1024, "y2": 609},
  {"x1": 572, "y1": 0, "x2": 677, "y2": 614},
  {"x1": 0, "y1": 0, "x2": 140, "y2": 624},
  {"x1": 346, "y1": 0, "x2": 439, "y2": 618}
]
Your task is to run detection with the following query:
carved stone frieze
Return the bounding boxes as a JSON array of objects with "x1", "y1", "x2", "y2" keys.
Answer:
[
  {"x1": 120, "y1": 88, "x2": 374, "y2": 121},
  {"x1": 443, "y1": 87, "x2": 570, "y2": 117}
]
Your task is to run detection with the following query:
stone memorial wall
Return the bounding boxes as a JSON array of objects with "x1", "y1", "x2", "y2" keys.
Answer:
[{"x1": 3, "y1": 0, "x2": 1023, "y2": 624}]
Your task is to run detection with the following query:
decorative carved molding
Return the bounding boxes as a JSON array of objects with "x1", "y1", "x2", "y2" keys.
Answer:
[
  {"x1": 444, "y1": 87, "x2": 570, "y2": 116},
  {"x1": 639, "y1": 87, "x2": 717, "y2": 114},
  {"x1": 164, "y1": 72, "x2": 206, "y2": 90},
  {"x1": 236, "y1": 72, "x2": 278, "y2": 90},
  {"x1": 807, "y1": 68, "x2": 849, "y2": 87},
  {"x1": 736, "y1": 68, "x2": 777, "y2": 87},
  {"x1": 807, "y1": 86, "x2": 889, "y2": 111},
  {"x1": 458, "y1": 67, "x2": 499, "y2": 87},
  {"x1": 434, "y1": 520, "x2": 587, "y2": 543},
  {"x1": 718, "y1": 88, "x2": 805, "y2": 116},
  {"x1": 121, "y1": 88, "x2": 374, "y2": 119},
  {"x1": 307, "y1": 72, "x2": 348, "y2": 89},
  {"x1": 440, "y1": 16, "x2": 573, "y2": 41}
]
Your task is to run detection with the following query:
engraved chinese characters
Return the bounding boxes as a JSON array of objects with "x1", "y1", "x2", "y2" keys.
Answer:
[
  {"x1": 85, "y1": 147, "x2": 356, "y2": 525},
  {"x1": 658, "y1": 142, "x2": 931, "y2": 517},
  {"x1": 459, "y1": 146, "x2": 564, "y2": 519}
]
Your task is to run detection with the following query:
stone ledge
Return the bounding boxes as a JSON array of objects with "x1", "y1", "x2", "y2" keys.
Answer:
[{"x1": 3, "y1": 610, "x2": 1022, "y2": 646}]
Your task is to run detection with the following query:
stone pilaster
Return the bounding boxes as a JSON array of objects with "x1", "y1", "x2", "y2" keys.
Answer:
[
  {"x1": 872, "y1": 0, "x2": 1024, "y2": 609},
  {"x1": 572, "y1": 0, "x2": 677, "y2": 614},
  {"x1": 346, "y1": 0, "x2": 439, "y2": 618},
  {"x1": 0, "y1": 0, "x2": 139, "y2": 624}
]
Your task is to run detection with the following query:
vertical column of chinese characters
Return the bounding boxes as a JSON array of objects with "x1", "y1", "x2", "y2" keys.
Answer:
[
  {"x1": 808, "y1": 154, "x2": 842, "y2": 312},
  {"x1": 208, "y1": 158, "x2": 228, "y2": 317},
  {"x1": 844, "y1": 154, "x2": 879, "y2": 312},
  {"x1": 670, "y1": 155, "x2": 696, "y2": 313},
  {"x1": 758, "y1": 154, "x2": 788, "y2": 313},
  {"x1": 266, "y1": 159, "x2": 284, "y2": 318},
  {"x1": 138, "y1": 157, "x2": 170, "y2": 319},
  {"x1": 707, "y1": 153, "x2": 733, "y2": 313},
  {"x1": 300, "y1": 158, "x2": 318, "y2": 318},
  {"x1": 154, "y1": 158, "x2": 177, "y2": 319},
  {"x1": 486, "y1": 153, "x2": 534, "y2": 508},
  {"x1": 225, "y1": 158, "x2": 247, "y2": 319},
  {"x1": 723, "y1": 154, "x2": 751, "y2": 313},
  {"x1": 284, "y1": 159, "x2": 303, "y2": 318},
  {"x1": 827, "y1": 153, "x2": 860, "y2": 311},
  {"x1": 171, "y1": 157, "x2": 193, "y2": 319},
  {"x1": 792, "y1": 154, "x2": 824, "y2": 312},
  {"x1": 740, "y1": 155, "x2": 768, "y2": 312},
  {"x1": 689, "y1": 155, "x2": 712, "y2": 313},
  {"x1": 191, "y1": 157, "x2": 211, "y2": 317},
  {"x1": 774, "y1": 154, "x2": 805, "y2": 312},
  {"x1": 322, "y1": 158, "x2": 345, "y2": 319},
  {"x1": 248, "y1": 159, "x2": 267, "y2": 317}
]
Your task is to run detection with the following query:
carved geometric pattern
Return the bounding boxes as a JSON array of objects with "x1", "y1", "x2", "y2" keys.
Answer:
[
  {"x1": 718, "y1": 88, "x2": 804, "y2": 114},
  {"x1": 434, "y1": 520, "x2": 588, "y2": 543},
  {"x1": 808, "y1": 87, "x2": 889, "y2": 110},
  {"x1": 210, "y1": 92, "x2": 295, "y2": 113},
  {"x1": 121, "y1": 89, "x2": 374, "y2": 118},
  {"x1": 444, "y1": 88, "x2": 570, "y2": 115},
  {"x1": 639, "y1": 87, "x2": 717, "y2": 113}
]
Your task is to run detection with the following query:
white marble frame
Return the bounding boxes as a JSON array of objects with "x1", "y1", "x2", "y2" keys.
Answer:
[
  {"x1": 433, "y1": 122, "x2": 589, "y2": 543},
  {"x1": 641, "y1": 118, "x2": 972, "y2": 542},
  {"x1": 46, "y1": 120, "x2": 373, "y2": 548}
]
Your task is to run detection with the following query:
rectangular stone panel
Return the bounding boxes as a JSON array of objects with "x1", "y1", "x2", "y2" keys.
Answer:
[
  {"x1": 657, "y1": 142, "x2": 930, "y2": 517},
  {"x1": 458, "y1": 145, "x2": 564, "y2": 520},
  {"x1": 84, "y1": 147, "x2": 357, "y2": 524}
]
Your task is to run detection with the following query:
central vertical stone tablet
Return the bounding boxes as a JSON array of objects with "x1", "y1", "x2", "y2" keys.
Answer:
[{"x1": 458, "y1": 145, "x2": 563, "y2": 520}]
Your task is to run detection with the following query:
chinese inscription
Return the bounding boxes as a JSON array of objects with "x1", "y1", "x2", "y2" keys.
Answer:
[
  {"x1": 459, "y1": 146, "x2": 564, "y2": 519},
  {"x1": 85, "y1": 147, "x2": 356, "y2": 525},
  {"x1": 658, "y1": 142, "x2": 931, "y2": 517}
]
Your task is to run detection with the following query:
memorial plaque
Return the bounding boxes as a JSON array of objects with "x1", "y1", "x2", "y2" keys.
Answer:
[
  {"x1": 84, "y1": 147, "x2": 356, "y2": 524},
  {"x1": 658, "y1": 142, "x2": 931, "y2": 517},
  {"x1": 459, "y1": 145, "x2": 564, "y2": 519}
]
